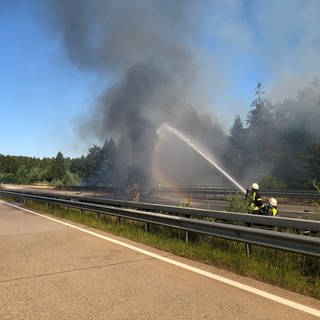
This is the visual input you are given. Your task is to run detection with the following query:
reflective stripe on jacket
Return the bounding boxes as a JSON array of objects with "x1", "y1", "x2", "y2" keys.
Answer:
[
  {"x1": 272, "y1": 207, "x2": 278, "y2": 216},
  {"x1": 248, "y1": 190, "x2": 262, "y2": 213}
]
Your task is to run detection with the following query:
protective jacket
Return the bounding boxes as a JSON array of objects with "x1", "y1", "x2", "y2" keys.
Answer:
[
  {"x1": 245, "y1": 189, "x2": 263, "y2": 214},
  {"x1": 260, "y1": 204, "x2": 278, "y2": 216}
]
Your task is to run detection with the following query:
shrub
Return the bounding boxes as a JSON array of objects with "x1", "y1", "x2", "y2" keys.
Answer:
[{"x1": 225, "y1": 193, "x2": 247, "y2": 213}]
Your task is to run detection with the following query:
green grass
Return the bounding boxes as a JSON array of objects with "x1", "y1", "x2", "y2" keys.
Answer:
[{"x1": 4, "y1": 197, "x2": 320, "y2": 299}]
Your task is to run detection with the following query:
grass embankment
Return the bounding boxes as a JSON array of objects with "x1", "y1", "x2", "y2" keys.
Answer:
[{"x1": 7, "y1": 197, "x2": 320, "y2": 299}]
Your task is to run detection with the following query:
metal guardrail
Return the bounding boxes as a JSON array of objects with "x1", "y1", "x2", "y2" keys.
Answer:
[
  {"x1": 154, "y1": 186, "x2": 320, "y2": 200},
  {"x1": 4, "y1": 190, "x2": 320, "y2": 232},
  {"x1": 1, "y1": 190, "x2": 320, "y2": 232},
  {"x1": 1, "y1": 190, "x2": 320, "y2": 257},
  {"x1": 22, "y1": 184, "x2": 319, "y2": 199},
  {"x1": 54, "y1": 185, "x2": 124, "y2": 194}
]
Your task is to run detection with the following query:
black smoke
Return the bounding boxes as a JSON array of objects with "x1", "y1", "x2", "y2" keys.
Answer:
[{"x1": 46, "y1": 0, "x2": 226, "y2": 188}]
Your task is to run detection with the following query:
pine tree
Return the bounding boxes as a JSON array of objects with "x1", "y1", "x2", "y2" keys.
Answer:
[
  {"x1": 229, "y1": 115, "x2": 246, "y2": 151},
  {"x1": 246, "y1": 82, "x2": 271, "y2": 129},
  {"x1": 48, "y1": 152, "x2": 67, "y2": 181}
]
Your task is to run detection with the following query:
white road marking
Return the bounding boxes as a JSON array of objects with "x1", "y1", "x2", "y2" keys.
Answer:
[{"x1": 2, "y1": 200, "x2": 320, "y2": 318}]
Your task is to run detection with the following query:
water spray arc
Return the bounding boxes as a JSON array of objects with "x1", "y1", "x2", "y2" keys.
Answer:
[{"x1": 157, "y1": 123, "x2": 246, "y2": 194}]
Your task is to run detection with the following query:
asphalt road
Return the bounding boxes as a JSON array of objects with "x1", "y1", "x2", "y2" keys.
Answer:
[
  {"x1": 1, "y1": 200, "x2": 320, "y2": 319},
  {"x1": 3, "y1": 184, "x2": 317, "y2": 219}
]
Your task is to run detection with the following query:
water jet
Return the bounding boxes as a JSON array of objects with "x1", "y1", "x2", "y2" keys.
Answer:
[{"x1": 157, "y1": 123, "x2": 246, "y2": 194}]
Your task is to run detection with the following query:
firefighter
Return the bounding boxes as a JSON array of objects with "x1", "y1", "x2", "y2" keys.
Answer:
[
  {"x1": 245, "y1": 182, "x2": 263, "y2": 214},
  {"x1": 260, "y1": 197, "x2": 279, "y2": 216}
]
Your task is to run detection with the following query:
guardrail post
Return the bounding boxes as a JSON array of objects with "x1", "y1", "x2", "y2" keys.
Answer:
[
  {"x1": 246, "y1": 243, "x2": 251, "y2": 257},
  {"x1": 245, "y1": 222, "x2": 252, "y2": 256},
  {"x1": 185, "y1": 231, "x2": 189, "y2": 243},
  {"x1": 1, "y1": 190, "x2": 320, "y2": 258}
]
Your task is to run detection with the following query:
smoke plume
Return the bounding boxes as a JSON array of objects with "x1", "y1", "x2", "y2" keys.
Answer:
[{"x1": 47, "y1": 0, "x2": 226, "y2": 188}]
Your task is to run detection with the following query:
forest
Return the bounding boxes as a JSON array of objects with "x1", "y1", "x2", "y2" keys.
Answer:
[{"x1": 1, "y1": 82, "x2": 320, "y2": 190}]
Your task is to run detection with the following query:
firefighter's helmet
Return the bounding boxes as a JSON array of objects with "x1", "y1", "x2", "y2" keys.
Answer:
[
  {"x1": 251, "y1": 182, "x2": 259, "y2": 190},
  {"x1": 269, "y1": 197, "x2": 277, "y2": 206}
]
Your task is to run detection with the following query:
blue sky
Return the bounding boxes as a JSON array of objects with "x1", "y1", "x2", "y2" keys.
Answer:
[
  {"x1": 1, "y1": 1, "x2": 320, "y2": 158},
  {"x1": 0, "y1": 2, "x2": 103, "y2": 157}
]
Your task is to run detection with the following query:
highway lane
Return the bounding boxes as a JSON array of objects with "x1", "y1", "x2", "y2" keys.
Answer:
[
  {"x1": 3, "y1": 184, "x2": 318, "y2": 219},
  {"x1": 2, "y1": 184, "x2": 317, "y2": 219},
  {"x1": 1, "y1": 201, "x2": 320, "y2": 319}
]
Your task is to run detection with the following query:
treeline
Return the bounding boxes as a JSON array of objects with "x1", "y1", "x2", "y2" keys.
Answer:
[
  {"x1": 0, "y1": 139, "x2": 116, "y2": 187},
  {"x1": 1, "y1": 82, "x2": 320, "y2": 189},
  {"x1": 226, "y1": 81, "x2": 320, "y2": 189}
]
